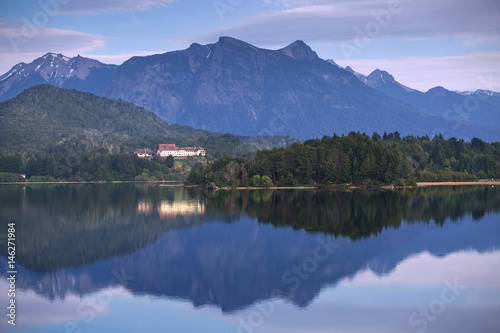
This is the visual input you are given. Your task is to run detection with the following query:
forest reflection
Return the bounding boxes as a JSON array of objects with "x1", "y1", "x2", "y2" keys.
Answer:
[{"x1": 0, "y1": 184, "x2": 498, "y2": 272}]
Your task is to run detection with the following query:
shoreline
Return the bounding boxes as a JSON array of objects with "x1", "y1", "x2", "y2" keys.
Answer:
[
  {"x1": 234, "y1": 186, "x2": 316, "y2": 190},
  {"x1": 0, "y1": 180, "x2": 181, "y2": 185},
  {"x1": 1, "y1": 181, "x2": 497, "y2": 187},
  {"x1": 416, "y1": 181, "x2": 500, "y2": 186}
]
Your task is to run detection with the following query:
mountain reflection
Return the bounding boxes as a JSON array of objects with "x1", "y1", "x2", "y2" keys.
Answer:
[{"x1": 1, "y1": 184, "x2": 499, "y2": 311}]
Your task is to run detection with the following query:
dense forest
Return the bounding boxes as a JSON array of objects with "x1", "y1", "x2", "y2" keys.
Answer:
[
  {"x1": 0, "y1": 131, "x2": 302, "y2": 182},
  {"x1": 0, "y1": 148, "x2": 198, "y2": 182},
  {"x1": 1, "y1": 131, "x2": 499, "y2": 184},
  {"x1": 187, "y1": 132, "x2": 500, "y2": 187}
]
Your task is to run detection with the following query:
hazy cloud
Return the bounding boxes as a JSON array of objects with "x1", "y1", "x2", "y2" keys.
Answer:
[
  {"x1": 0, "y1": 22, "x2": 107, "y2": 73},
  {"x1": 195, "y1": 0, "x2": 500, "y2": 47},
  {"x1": 59, "y1": 0, "x2": 177, "y2": 15}
]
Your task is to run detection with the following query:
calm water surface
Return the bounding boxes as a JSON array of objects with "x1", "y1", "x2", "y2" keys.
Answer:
[{"x1": 0, "y1": 184, "x2": 499, "y2": 333}]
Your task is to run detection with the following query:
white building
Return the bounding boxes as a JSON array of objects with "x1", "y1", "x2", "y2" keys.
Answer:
[{"x1": 156, "y1": 144, "x2": 206, "y2": 157}]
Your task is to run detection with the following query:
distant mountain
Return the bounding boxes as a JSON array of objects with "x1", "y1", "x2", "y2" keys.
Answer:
[
  {"x1": 0, "y1": 53, "x2": 116, "y2": 102},
  {"x1": 362, "y1": 69, "x2": 421, "y2": 100},
  {"x1": 343, "y1": 65, "x2": 366, "y2": 81},
  {"x1": 2, "y1": 39, "x2": 499, "y2": 141},
  {"x1": 350, "y1": 68, "x2": 500, "y2": 131},
  {"x1": 101, "y1": 37, "x2": 499, "y2": 140},
  {"x1": 457, "y1": 89, "x2": 500, "y2": 109}
]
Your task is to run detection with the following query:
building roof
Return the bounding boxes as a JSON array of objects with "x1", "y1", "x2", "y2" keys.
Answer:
[
  {"x1": 150, "y1": 144, "x2": 206, "y2": 154},
  {"x1": 135, "y1": 149, "x2": 154, "y2": 154},
  {"x1": 158, "y1": 143, "x2": 179, "y2": 151}
]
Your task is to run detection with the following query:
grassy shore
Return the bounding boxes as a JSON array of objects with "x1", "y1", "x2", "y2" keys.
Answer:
[{"x1": 2, "y1": 181, "x2": 498, "y2": 187}]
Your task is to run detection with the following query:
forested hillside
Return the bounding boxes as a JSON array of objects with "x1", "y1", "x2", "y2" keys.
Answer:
[
  {"x1": 0, "y1": 85, "x2": 298, "y2": 157},
  {"x1": 0, "y1": 85, "x2": 205, "y2": 155}
]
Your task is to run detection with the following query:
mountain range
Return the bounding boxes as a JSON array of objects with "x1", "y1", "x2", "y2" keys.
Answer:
[
  {"x1": 1, "y1": 37, "x2": 499, "y2": 141},
  {"x1": 345, "y1": 67, "x2": 500, "y2": 128},
  {"x1": 0, "y1": 53, "x2": 116, "y2": 102}
]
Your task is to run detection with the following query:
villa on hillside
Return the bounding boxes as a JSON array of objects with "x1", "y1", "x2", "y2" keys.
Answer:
[
  {"x1": 157, "y1": 144, "x2": 206, "y2": 157},
  {"x1": 134, "y1": 148, "x2": 154, "y2": 158},
  {"x1": 134, "y1": 144, "x2": 206, "y2": 158}
]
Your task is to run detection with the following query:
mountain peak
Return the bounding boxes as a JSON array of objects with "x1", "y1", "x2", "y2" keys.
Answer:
[
  {"x1": 0, "y1": 53, "x2": 117, "y2": 102},
  {"x1": 326, "y1": 59, "x2": 341, "y2": 68},
  {"x1": 475, "y1": 89, "x2": 500, "y2": 97},
  {"x1": 363, "y1": 69, "x2": 397, "y2": 88},
  {"x1": 41, "y1": 52, "x2": 71, "y2": 62},
  {"x1": 216, "y1": 36, "x2": 255, "y2": 48},
  {"x1": 280, "y1": 40, "x2": 318, "y2": 61},
  {"x1": 218, "y1": 36, "x2": 238, "y2": 43},
  {"x1": 344, "y1": 66, "x2": 367, "y2": 81},
  {"x1": 427, "y1": 86, "x2": 449, "y2": 95},
  {"x1": 212, "y1": 36, "x2": 260, "y2": 55},
  {"x1": 344, "y1": 66, "x2": 355, "y2": 74},
  {"x1": 368, "y1": 69, "x2": 395, "y2": 82}
]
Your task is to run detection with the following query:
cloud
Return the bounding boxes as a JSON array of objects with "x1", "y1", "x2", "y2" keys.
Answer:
[
  {"x1": 336, "y1": 51, "x2": 500, "y2": 92},
  {"x1": 0, "y1": 22, "x2": 107, "y2": 73},
  {"x1": 0, "y1": 281, "x2": 131, "y2": 330},
  {"x1": 59, "y1": 0, "x2": 177, "y2": 15},
  {"x1": 343, "y1": 250, "x2": 500, "y2": 290},
  {"x1": 193, "y1": 0, "x2": 500, "y2": 47}
]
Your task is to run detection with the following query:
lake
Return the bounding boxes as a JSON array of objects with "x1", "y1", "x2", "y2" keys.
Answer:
[{"x1": 1, "y1": 184, "x2": 499, "y2": 333}]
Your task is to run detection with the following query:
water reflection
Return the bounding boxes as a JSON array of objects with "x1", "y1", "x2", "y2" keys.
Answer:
[
  {"x1": 0, "y1": 185, "x2": 499, "y2": 314},
  {"x1": 137, "y1": 199, "x2": 206, "y2": 218},
  {"x1": 0, "y1": 184, "x2": 208, "y2": 271}
]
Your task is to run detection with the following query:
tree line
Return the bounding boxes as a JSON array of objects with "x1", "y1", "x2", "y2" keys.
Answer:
[
  {"x1": 2, "y1": 132, "x2": 499, "y2": 185},
  {"x1": 186, "y1": 132, "x2": 500, "y2": 187},
  {"x1": 0, "y1": 148, "x2": 191, "y2": 182},
  {"x1": 0, "y1": 133, "x2": 281, "y2": 183}
]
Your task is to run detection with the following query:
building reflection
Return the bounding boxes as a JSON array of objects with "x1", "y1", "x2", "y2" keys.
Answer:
[{"x1": 137, "y1": 199, "x2": 205, "y2": 218}]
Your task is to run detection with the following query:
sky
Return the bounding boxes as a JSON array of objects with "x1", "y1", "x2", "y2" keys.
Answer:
[{"x1": 0, "y1": 0, "x2": 499, "y2": 92}]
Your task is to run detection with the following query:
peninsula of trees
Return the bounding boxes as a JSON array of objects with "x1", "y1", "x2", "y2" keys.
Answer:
[{"x1": 187, "y1": 132, "x2": 500, "y2": 187}]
